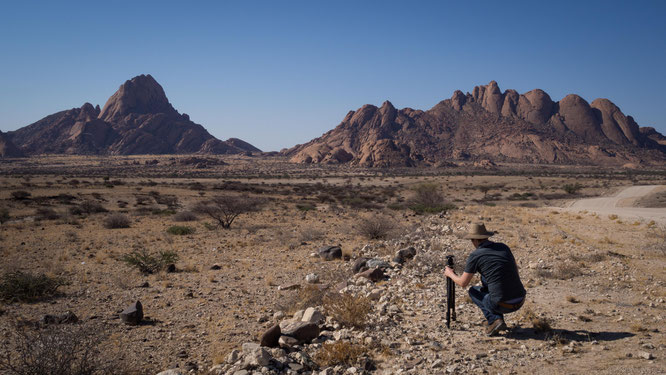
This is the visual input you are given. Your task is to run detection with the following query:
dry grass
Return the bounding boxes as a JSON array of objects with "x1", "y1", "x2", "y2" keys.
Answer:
[
  {"x1": 355, "y1": 214, "x2": 398, "y2": 240},
  {"x1": 314, "y1": 341, "x2": 369, "y2": 367},
  {"x1": 520, "y1": 308, "x2": 552, "y2": 333},
  {"x1": 323, "y1": 293, "x2": 372, "y2": 329},
  {"x1": 566, "y1": 295, "x2": 579, "y2": 303}
]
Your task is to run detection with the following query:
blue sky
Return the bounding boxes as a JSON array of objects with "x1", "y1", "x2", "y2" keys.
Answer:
[{"x1": 1, "y1": 0, "x2": 665, "y2": 151}]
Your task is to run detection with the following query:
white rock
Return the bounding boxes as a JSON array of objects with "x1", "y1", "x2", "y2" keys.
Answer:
[
  {"x1": 302, "y1": 307, "x2": 325, "y2": 324},
  {"x1": 638, "y1": 351, "x2": 654, "y2": 360},
  {"x1": 305, "y1": 273, "x2": 319, "y2": 283},
  {"x1": 156, "y1": 370, "x2": 185, "y2": 375}
]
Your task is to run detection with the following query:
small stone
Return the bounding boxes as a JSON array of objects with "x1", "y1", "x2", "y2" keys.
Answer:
[
  {"x1": 638, "y1": 351, "x2": 654, "y2": 360},
  {"x1": 120, "y1": 301, "x2": 143, "y2": 325},
  {"x1": 277, "y1": 283, "x2": 300, "y2": 291},
  {"x1": 156, "y1": 370, "x2": 185, "y2": 375},
  {"x1": 42, "y1": 311, "x2": 78, "y2": 325},
  {"x1": 366, "y1": 259, "x2": 391, "y2": 269},
  {"x1": 431, "y1": 359, "x2": 443, "y2": 368},
  {"x1": 210, "y1": 264, "x2": 221, "y2": 270},
  {"x1": 305, "y1": 273, "x2": 319, "y2": 283},
  {"x1": 226, "y1": 349, "x2": 240, "y2": 364}
]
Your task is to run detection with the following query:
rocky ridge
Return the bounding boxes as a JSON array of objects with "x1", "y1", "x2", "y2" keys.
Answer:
[
  {"x1": 286, "y1": 81, "x2": 666, "y2": 167},
  {"x1": 6, "y1": 75, "x2": 259, "y2": 156}
]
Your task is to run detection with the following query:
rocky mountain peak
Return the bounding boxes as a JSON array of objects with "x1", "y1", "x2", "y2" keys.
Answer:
[{"x1": 99, "y1": 74, "x2": 176, "y2": 122}]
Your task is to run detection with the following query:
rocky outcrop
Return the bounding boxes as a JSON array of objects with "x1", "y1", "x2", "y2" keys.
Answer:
[
  {"x1": 286, "y1": 81, "x2": 666, "y2": 166},
  {"x1": 7, "y1": 74, "x2": 259, "y2": 156},
  {"x1": 0, "y1": 130, "x2": 24, "y2": 158}
]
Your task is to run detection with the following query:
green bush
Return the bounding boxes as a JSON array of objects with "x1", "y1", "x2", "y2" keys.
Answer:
[
  {"x1": 0, "y1": 271, "x2": 66, "y2": 303},
  {"x1": 121, "y1": 249, "x2": 179, "y2": 274},
  {"x1": 166, "y1": 225, "x2": 195, "y2": 235},
  {"x1": 296, "y1": 203, "x2": 316, "y2": 212}
]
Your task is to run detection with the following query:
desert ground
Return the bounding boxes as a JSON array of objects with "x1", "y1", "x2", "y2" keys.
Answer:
[{"x1": 0, "y1": 155, "x2": 664, "y2": 375}]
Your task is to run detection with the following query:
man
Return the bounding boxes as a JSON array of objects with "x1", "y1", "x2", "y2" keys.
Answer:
[{"x1": 444, "y1": 223, "x2": 526, "y2": 336}]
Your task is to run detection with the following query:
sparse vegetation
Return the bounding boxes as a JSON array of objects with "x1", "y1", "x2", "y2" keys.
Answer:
[
  {"x1": 166, "y1": 225, "x2": 195, "y2": 235},
  {"x1": 407, "y1": 183, "x2": 455, "y2": 214},
  {"x1": 121, "y1": 249, "x2": 179, "y2": 274},
  {"x1": 314, "y1": 341, "x2": 369, "y2": 367},
  {"x1": 355, "y1": 214, "x2": 397, "y2": 240},
  {"x1": 193, "y1": 195, "x2": 263, "y2": 229},
  {"x1": 521, "y1": 308, "x2": 552, "y2": 333},
  {"x1": 35, "y1": 207, "x2": 60, "y2": 220},
  {"x1": 0, "y1": 323, "x2": 117, "y2": 375},
  {"x1": 10, "y1": 191, "x2": 31, "y2": 200},
  {"x1": 323, "y1": 293, "x2": 372, "y2": 329},
  {"x1": 562, "y1": 183, "x2": 583, "y2": 195},
  {"x1": 173, "y1": 211, "x2": 197, "y2": 222},
  {"x1": 0, "y1": 271, "x2": 66, "y2": 303},
  {"x1": 102, "y1": 213, "x2": 130, "y2": 229},
  {"x1": 0, "y1": 207, "x2": 9, "y2": 224},
  {"x1": 70, "y1": 201, "x2": 107, "y2": 215}
]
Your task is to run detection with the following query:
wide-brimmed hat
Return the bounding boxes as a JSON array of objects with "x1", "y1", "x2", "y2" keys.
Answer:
[{"x1": 464, "y1": 223, "x2": 495, "y2": 239}]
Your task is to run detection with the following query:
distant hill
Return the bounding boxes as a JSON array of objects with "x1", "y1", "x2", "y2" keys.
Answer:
[
  {"x1": 285, "y1": 81, "x2": 666, "y2": 167},
  {"x1": 6, "y1": 74, "x2": 260, "y2": 156}
]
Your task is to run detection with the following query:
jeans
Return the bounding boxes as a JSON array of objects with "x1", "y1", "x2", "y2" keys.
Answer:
[{"x1": 468, "y1": 286, "x2": 522, "y2": 324}]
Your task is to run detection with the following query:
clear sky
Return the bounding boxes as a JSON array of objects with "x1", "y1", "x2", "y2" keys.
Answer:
[{"x1": 1, "y1": 0, "x2": 665, "y2": 151}]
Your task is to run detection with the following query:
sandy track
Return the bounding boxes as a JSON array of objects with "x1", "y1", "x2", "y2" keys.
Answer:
[{"x1": 562, "y1": 185, "x2": 666, "y2": 224}]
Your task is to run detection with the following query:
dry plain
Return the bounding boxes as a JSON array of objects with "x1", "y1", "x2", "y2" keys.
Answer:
[{"x1": 0, "y1": 155, "x2": 665, "y2": 375}]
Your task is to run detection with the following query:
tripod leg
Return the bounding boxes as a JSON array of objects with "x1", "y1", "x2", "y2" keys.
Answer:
[{"x1": 446, "y1": 278, "x2": 451, "y2": 328}]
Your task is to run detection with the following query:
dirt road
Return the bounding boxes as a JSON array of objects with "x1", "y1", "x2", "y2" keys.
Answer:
[{"x1": 562, "y1": 185, "x2": 666, "y2": 224}]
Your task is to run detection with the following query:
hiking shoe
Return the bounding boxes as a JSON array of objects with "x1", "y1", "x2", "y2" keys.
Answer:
[{"x1": 486, "y1": 319, "x2": 507, "y2": 336}]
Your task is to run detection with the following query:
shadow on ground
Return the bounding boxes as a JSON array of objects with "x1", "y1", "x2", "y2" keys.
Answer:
[{"x1": 507, "y1": 326, "x2": 635, "y2": 342}]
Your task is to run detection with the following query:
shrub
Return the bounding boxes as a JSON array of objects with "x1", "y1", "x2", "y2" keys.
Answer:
[
  {"x1": 0, "y1": 323, "x2": 118, "y2": 375},
  {"x1": 299, "y1": 227, "x2": 324, "y2": 242},
  {"x1": 355, "y1": 214, "x2": 397, "y2": 240},
  {"x1": 407, "y1": 183, "x2": 455, "y2": 214},
  {"x1": 315, "y1": 341, "x2": 369, "y2": 367},
  {"x1": 173, "y1": 211, "x2": 198, "y2": 222},
  {"x1": 166, "y1": 225, "x2": 195, "y2": 235},
  {"x1": 121, "y1": 249, "x2": 179, "y2": 274},
  {"x1": 562, "y1": 183, "x2": 583, "y2": 195},
  {"x1": 0, "y1": 207, "x2": 9, "y2": 224},
  {"x1": 35, "y1": 207, "x2": 60, "y2": 220},
  {"x1": 10, "y1": 191, "x2": 31, "y2": 200},
  {"x1": 0, "y1": 271, "x2": 66, "y2": 303},
  {"x1": 103, "y1": 214, "x2": 130, "y2": 229},
  {"x1": 296, "y1": 203, "x2": 316, "y2": 212},
  {"x1": 536, "y1": 263, "x2": 583, "y2": 280},
  {"x1": 193, "y1": 195, "x2": 264, "y2": 229},
  {"x1": 323, "y1": 293, "x2": 372, "y2": 329},
  {"x1": 520, "y1": 308, "x2": 552, "y2": 333},
  {"x1": 70, "y1": 201, "x2": 107, "y2": 215}
]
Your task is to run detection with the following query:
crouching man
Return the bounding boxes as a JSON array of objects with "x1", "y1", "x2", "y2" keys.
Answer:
[{"x1": 444, "y1": 223, "x2": 526, "y2": 336}]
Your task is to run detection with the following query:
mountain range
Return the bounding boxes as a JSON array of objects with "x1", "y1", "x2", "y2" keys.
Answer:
[
  {"x1": 1, "y1": 74, "x2": 260, "y2": 157},
  {"x1": 286, "y1": 81, "x2": 666, "y2": 167},
  {"x1": 3, "y1": 77, "x2": 665, "y2": 167}
]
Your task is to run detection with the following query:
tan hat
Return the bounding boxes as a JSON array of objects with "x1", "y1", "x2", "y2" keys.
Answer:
[{"x1": 464, "y1": 223, "x2": 494, "y2": 239}]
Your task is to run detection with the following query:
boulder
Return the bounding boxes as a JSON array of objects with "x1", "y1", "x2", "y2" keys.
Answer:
[
  {"x1": 357, "y1": 267, "x2": 385, "y2": 282},
  {"x1": 260, "y1": 324, "x2": 281, "y2": 348},
  {"x1": 393, "y1": 247, "x2": 417, "y2": 264},
  {"x1": 366, "y1": 259, "x2": 391, "y2": 270},
  {"x1": 281, "y1": 321, "x2": 320, "y2": 343},
  {"x1": 317, "y1": 246, "x2": 342, "y2": 261},
  {"x1": 120, "y1": 301, "x2": 143, "y2": 325},
  {"x1": 278, "y1": 335, "x2": 300, "y2": 348},
  {"x1": 353, "y1": 257, "x2": 369, "y2": 273},
  {"x1": 301, "y1": 307, "x2": 325, "y2": 325}
]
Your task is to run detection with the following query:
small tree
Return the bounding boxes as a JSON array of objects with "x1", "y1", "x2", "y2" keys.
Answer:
[
  {"x1": 193, "y1": 195, "x2": 263, "y2": 229},
  {"x1": 562, "y1": 183, "x2": 583, "y2": 195}
]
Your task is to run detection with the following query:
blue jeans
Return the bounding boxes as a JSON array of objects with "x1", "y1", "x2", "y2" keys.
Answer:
[{"x1": 468, "y1": 286, "x2": 521, "y2": 324}]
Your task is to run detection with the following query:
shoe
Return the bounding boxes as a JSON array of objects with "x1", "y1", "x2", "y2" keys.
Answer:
[{"x1": 486, "y1": 319, "x2": 507, "y2": 336}]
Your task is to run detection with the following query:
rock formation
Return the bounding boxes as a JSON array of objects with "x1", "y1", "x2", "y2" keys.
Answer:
[
  {"x1": 0, "y1": 130, "x2": 24, "y2": 158},
  {"x1": 286, "y1": 81, "x2": 666, "y2": 166},
  {"x1": 6, "y1": 75, "x2": 259, "y2": 156}
]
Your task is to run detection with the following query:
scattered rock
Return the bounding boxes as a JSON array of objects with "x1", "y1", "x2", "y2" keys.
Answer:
[
  {"x1": 210, "y1": 264, "x2": 221, "y2": 270},
  {"x1": 277, "y1": 283, "x2": 300, "y2": 291},
  {"x1": 318, "y1": 246, "x2": 342, "y2": 261},
  {"x1": 120, "y1": 301, "x2": 143, "y2": 325},
  {"x1": 638, "y1": 351, "x2": 654, "y2": 360},
  {"x1": 156, "y1": 370, "x2": 185, "y2": 375},
  {"x1": 278, "y1": 335, "x2": 300, "y2": 348},
  {"x1": 356, "y1": 267, "x2": 385, "y2": 282},
  {"x1": 353, "y1": 257, "x2": 370, "y2": 273},
  {"x1": 393, "y1": 247, "x2": 416, "y2": 264},
  {"x1": 366, "y1": 259, "x2": 391, "y2": 270}
]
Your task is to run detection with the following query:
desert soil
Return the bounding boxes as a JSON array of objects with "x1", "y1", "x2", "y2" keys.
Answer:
[{"x1": 0, "y1": 156, "x2": 664, "y2": 375}]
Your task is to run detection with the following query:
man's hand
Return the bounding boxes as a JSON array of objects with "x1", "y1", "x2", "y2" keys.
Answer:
[
  {"x1": 444, "y1": 266, "x2": 456, "y2": 279},
  {"x1": 445, "y1": 267, "x2": 474, "y2": 288}
]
